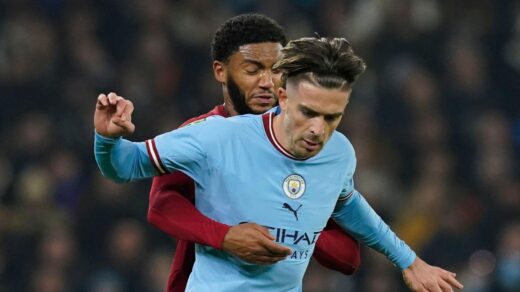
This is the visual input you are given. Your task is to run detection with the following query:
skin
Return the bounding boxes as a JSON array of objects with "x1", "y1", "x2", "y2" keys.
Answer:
[
  {"x1": 274, "y1": 79, "x2": 350, "y2": 159},
  {"x1": 213, "y1": 42, "x2": 282, "y2": 116}
]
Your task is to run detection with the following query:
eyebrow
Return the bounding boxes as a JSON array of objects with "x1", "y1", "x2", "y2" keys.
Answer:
[
  {"x1": 299, "y1": 104, "x2": 343, "y2": 118},
  {"x1": 241, "y1": 59, "x2": 267, "y2": 68}
]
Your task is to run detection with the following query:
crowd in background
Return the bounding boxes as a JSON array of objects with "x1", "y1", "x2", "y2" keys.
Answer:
[{"x1": 0, "y1": 0, "x2": 519, "y2": 291}]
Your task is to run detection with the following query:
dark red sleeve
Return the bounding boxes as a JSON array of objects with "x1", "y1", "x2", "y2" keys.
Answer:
[
  {"x1": 147, "y1": 172, "x2": 230, "y2": 249},
  {"x1": 312, "y1": 219, "x2": 361, "y2": 275}
]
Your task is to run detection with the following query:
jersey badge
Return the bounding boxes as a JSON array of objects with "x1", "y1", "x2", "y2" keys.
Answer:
[{"x1": 283, "y1": 174, "x2": 306, "y2": 199}]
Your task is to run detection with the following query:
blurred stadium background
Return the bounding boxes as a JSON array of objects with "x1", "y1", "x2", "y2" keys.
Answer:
[{"x1": 0, "y1": 0, "x2": 519, "y2": 291}]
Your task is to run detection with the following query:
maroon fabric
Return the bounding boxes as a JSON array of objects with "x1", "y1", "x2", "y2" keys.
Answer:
[{"x1": 313, "y1": 220, "x2": 360, "y2": 275}]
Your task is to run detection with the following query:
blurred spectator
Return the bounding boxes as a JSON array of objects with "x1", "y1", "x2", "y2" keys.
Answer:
[{"x1": 0, "y1": 1, "x2": 518, "y2": 291}]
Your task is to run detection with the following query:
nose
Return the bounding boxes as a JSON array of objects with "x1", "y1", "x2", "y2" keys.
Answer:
[
  {"x1": 309, "y1": 117, "x2": 325, "y2": 137},
  {"x1": 258, "y1": 70, "x2": 276, "y2": 89}
]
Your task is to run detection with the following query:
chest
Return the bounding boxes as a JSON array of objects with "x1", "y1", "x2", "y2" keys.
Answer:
[{"x1": 197, "y1": 138, "x2": 348, "y2": 232}]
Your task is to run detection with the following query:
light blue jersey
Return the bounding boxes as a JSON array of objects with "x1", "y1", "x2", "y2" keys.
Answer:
[{"x1": 95, "y1": 109, "x2": 416, "y2": 292}]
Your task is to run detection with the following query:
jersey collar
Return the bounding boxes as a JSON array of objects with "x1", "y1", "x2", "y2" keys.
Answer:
[
  {"x1": 262, "y1": 111, "x2": 308, "y2": 161},
  {"x1": 212, "y1": 104, "x2": 230, "y2": 118}
]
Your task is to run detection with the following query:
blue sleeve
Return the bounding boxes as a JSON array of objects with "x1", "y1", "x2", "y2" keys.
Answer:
[
  {"x1": 94, "y1": 117, "x2": 229, "y2": 184},
  {"x1": 337, "y1": 135, "x2": 356, "y2": 201},
  {"x1": 152, "y1": 123, "x2": 211, "y2": 183},
  {"x1": 331, "y1": 190, "x2": 416, "y2": 270},
  {"x1": 94, "y1": 132, "x2": 157, "y2": 182}
]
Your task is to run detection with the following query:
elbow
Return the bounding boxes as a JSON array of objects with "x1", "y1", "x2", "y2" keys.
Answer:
[
  {"x1": 147, "y1": 208, "x2": 160, "y2": 228},
  {"x1": 342, "y1": 248, "x2": 361, "y2": 275},
  {"x1": 99, "y1": 169, "x2": 132, "y2": 184},
  {"x1": 333, "y1": 242, "x2": 361, "y2": 275},
  {"x1": 314, "y1": 243, "x2": 361, "y2": 275},
  {"x1": 314, "y1": 225, "x2": 362, "y2": 275},
  {"x1": 146, "y1": 208, "x2": 171, "y2": 236}
]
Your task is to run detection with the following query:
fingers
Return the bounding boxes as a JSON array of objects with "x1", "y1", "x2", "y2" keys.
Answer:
[
  {"x1": 114, "y1": 98, "x2": 134, "y2": 122},
  {"x1": 121, "y1": 100, "x2": 135, "y2": 132},
  {"x1": 251, "y1": 224, "x2": 291, "y2": 256},
  {"x1": 97, "y1": 93, "x2": 109, "y2": 108},
  {"x1": 95, "y1": 92, "x2": 136, "y2": 136},
  {"x1": 402, "y1": 258, "x2": 464, "y2": 292},
  {"x1": 113, "y1": 101, "x2": 135, "y2": 133},
  {"x1": 107, "y1": 92, "x2": 119, "y2": 105},
  {"x1": 222, "y1": 223, "x2": 291, "y2": 264},
  {"x1": 97, "y1": 92, "x2": 125, "y2": 108},
  {"x1": 261, "y1": 239, "x2": 292, "y2": 256},
  {"x1": 438, "y1": 278, "x2": 454, "y2": 292},
  {"x1": 253, "y1": 224, "x2": 275, "y2": 241},
  {"x1": 442, "y1": 272, "x2": 463, "y2": 290},
  {"x1": 428, "y1": 284, "x2": 443, "y2": 292},
  {"x1": 423, "y1": 270, "x2": 462, "y2": 292},
  {"x1": 98, "y1": 92, "x2": 134, "y2": 123}
]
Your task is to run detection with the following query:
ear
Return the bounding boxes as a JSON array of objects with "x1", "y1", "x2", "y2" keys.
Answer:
[
  {"x1": 213, "y1": 61, "x2": 226, "y2": 83},
  {"x1": 278, "y1": 87, "x2": 288, "y2": 110}
]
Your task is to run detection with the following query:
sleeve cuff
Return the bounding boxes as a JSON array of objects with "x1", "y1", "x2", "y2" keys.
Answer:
[{"x1": 94, "y1": 131, "x2": 122, "y2": 144}]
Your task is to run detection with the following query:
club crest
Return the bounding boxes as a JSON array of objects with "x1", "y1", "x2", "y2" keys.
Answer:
[{"x1": 283, "y1": 174, "x2": 306, "y2": 199}]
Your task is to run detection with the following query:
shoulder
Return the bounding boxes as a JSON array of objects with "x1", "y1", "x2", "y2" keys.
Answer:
[
  {"x1": 170, "y1": 113, "x2": 262, "y2": 143},
  {"x1": 174, "y1": 114, "x2": 260, "y2": 140},
  {"x1": 180, "y1": 115, "x2": 212, "y2": 128},
  {"x1": 219, "y1": 113, "x2": 263, "y2": 130},
  {"x1": 180, "y1": 105, "x2": 229, "y2": 128},
  {"x1": 176, "y1": 115, "x2": 231, "y2": 134},
  {"x1": 328, "y1": 131, "x2": 356, "y2": 158}
]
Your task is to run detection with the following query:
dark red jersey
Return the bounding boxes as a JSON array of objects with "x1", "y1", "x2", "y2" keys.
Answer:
[{"x1": 147, "y1": 105, "x2": 360, "y2": 292}]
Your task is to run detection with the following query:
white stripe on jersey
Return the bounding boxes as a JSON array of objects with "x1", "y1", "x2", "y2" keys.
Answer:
[{"x1": 146, "y1": 139, "x2": 166, "y2": 174}]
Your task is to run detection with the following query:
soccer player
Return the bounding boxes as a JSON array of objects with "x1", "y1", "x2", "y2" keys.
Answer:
[
  {"x1": 146, "y1": 14, "x2": 361, "y2": 292},
  {"x1": 94, "y1": 37, "x2": 463, "y2": 291}
]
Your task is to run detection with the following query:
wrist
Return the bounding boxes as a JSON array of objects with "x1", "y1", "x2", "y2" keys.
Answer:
[
  {"x1": 94, "y1": 130, "x2": 122, "y2": 142},
  {"x1": 215, "y1": 224, "x2": 232, "y2": 250}
]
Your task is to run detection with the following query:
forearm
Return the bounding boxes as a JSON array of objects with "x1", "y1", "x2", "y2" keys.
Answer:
[
  {"x1": 148, "y1": 189, "x2": 230, "y2": 249},
  {"x1": 94, "y1": 131, "x2": 157, "y2": 182},
  {"x1": 332, "y1": 191, "x2": 416, "y2": 270},
  {"x1": 148, "y1": 174, "x2": 230, "y2": 249}
]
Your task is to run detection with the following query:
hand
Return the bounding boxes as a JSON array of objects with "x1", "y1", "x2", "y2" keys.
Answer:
[
  {"x1": 402, "y1": 257, "x2": 463, "y2": 292},
  {"x1": 222, "y1": 223, "x2": 292, "y2": 265},
  {"x1": 94, "y1": 92, "x2": 135, "y2": 137}
]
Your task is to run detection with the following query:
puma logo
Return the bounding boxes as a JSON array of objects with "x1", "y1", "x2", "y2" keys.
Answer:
[{"x1": 282, "y1": 203, "x2": 302, "y2": 221}]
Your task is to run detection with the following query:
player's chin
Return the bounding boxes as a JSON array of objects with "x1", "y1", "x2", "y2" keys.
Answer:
[
  {"x1": 294, "y1": 146, "x2": 321, "y2": 159},
  {"x1": 250, "y1": 102, "x2": 276, "y2": 114}
]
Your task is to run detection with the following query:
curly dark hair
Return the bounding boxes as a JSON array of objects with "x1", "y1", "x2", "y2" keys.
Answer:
[
  {"x1": 273, "y1": 37, "x2": 366, "y2": 89},
  {"x1": 211, "y1": 14, "x2": 287, "y2": 62}
]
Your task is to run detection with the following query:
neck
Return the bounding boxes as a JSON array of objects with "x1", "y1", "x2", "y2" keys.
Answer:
[
  {"x1": 223, "y1": 101, "x2": 239, "y2": 117},
  {"x1": 222, "y1": 85, "x2": 240, "y2": 116},
  {"x1": 272, "y1": 113, "x2": 290, "y2": 152}
]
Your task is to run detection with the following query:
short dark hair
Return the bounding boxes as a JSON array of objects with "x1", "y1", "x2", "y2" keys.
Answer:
[
  {"x1": 273, "y1": 37, "x2": 366, "y2": 89},
  {"x1": 211, "y1": 13, "x2": 287, "y2": 62}
]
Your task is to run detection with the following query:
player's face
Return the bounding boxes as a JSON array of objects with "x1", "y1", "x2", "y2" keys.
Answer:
[
  {"x1": 214, "y1": 42, "x2": 282, "y2": 115},
  {"x1": 278, "y1": 81, "x2": 351, "y2": 159}
]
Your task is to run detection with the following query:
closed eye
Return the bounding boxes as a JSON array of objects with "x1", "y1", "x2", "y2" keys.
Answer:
[
  {"x1": 244, "y1": 67, "x2": 260, "y2": 74},
  {"x1": 300, "y1": 107, "x2": 318, "y2": 118},
  {"x1": 324, "y1": 114, "x2": 342, "y2": 122}
]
